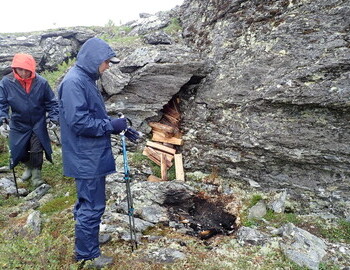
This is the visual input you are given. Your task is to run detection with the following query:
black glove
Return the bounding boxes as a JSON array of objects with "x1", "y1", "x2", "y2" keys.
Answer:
[
  {"x1": 125, "y1": 127, "x2": 140, "y2": 143},
  {"x1": 111, "y1": 118, "x2": 127, "y2": 134}
]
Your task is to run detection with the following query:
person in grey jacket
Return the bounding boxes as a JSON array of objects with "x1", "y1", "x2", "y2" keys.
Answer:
[
  {"x1": 0, "y1": 53, "x2": 59, "y2": 187},
  {"x1": 58, "y1": 37, "x2": 139, "y2": 268}
]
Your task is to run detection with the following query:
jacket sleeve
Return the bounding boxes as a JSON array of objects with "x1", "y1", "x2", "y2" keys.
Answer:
[
  {"x1": 43, "y1": 80, "x2": 59, "y2": 122},
  {"x1": 0, "y1": 80, "x2": 10, "y2": 120},
  {"x1": 59, "y1": 79, "x2": 114, "y2": 137}
]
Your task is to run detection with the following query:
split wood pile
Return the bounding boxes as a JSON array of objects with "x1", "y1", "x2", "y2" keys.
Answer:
[{"x1": 143, "y1": 98, "x2": 185, "y2": 182}]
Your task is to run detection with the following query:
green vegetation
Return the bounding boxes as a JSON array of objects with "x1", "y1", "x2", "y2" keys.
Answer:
[
  {"x1": 39, "y1": 195, "x2": 76, "y2": 215},
  {"x1": 0, "y1": 136, "x2": 9, "y2": 167},
  {"x1": 319, "y1": 263, "x2": 342, "y2": 270},
  {"x1": 131, "y1": 150, "x2": 176, "y2": 180},
  {"x1": 40, "y1": 58, "x2": 76, "y2": 89},
  {"x1": 0, "y1": 195, "x2": 21, "y2": 208},
  {"x1": 163, "y1": 18, "x2": 182, "y2": 35},
  {"x1": 264, "y1": 210, "x2": 301, "y2": 227},
  {"x1": 150, "y1": 163, "x2": 176, "y2": 180},
  {"x1": 240, "y1": 193, "x2": 349, "y2": 247},
  {"x1": 97, "y1": 20, "x2": 141, "y2": 45},
  {"x1": 318, "y1": 219, "x2": 350, "y2": 243},
  {"x1": 130, "y1": 151, "x2": 148, "y2": 164},
  {"x1": 0, "y1": 224, "x2": 75, "y2": 269},
  {"x1": 248, "y1": 194, "x2": 263, "y2": 208}
]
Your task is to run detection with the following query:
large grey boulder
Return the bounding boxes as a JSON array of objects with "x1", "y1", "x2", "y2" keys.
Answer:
[
  {"x1": 279, "y1": 223, "x2": 327, "y2": 270},
  {"x1": 103, "y1": 45, "x2": 206, "y2": 129},
  {"x1": 178, "y1": 0, "x2": 350, "y2": 213}
]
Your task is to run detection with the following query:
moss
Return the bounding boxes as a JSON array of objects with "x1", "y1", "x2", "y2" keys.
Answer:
[
  {"x1": 39, "y1": 195, "x2": 75, "y2": 215},
  {"x1": 318, "y1": 219, "x2": 350, "y2": 243}
]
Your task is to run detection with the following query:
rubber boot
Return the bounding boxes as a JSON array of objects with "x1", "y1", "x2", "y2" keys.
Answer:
[
  {"x1": 31, "y1": 168, "x2": 44, "y2": 187},
  {"x1": 19, "y1": 165, "x2": 32, "y2": 183}
]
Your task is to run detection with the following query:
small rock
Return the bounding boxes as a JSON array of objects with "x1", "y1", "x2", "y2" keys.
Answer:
[{"x1": 248, "y1": 200, "x2": 267, "y2": 220}]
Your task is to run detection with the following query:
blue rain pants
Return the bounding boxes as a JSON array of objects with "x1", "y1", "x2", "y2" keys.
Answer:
[{"x1": 74, "y1": 177, "x2": 106, "y2": 261}]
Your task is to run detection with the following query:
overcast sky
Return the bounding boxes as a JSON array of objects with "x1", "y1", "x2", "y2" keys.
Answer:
[{"x1": 0, "y1": 0, "x2": 184, "y2": 33}]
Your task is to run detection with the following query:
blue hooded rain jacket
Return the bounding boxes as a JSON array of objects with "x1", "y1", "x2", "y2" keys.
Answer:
[
  {"x1": 0, "y1": 72, "x2": 59, "y2": 169},
  {"x1": 58, "y1": 37, "x2": 117, "y2": 178}
]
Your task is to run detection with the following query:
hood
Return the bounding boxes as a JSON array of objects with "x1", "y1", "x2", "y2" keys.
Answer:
[
  {"x1": 11, "y1": 53, "x2": 36, "y2": 74},
  {"x1": 76, "y1": 37, "x2": 116, "y2": 80}
]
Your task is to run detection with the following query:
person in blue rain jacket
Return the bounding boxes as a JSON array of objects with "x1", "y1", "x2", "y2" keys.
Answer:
[
  {"x1": 0, "y1": 53, "x2": 59, "y2": 187},
  {"x1": 58, "y1": 37, "x2": 139, "y2": 267}
]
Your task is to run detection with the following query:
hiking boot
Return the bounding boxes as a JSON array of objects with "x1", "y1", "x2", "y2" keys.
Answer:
[
  {"x1": 84, "y1": 255, "x2": 114, "y2": 269},
  {"x1": 31, "y1": 168, "x2": 44, "y2": 187}
]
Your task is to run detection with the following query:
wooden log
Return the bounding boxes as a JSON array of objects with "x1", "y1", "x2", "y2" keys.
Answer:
[
  {"x1": 160, "y1": 119, "x2": 182, "y2": 138},
  {"x1": 163, "y1": 104, "x2": 181, "y2": 120},
  {"x1": 148, "y1": 121, "x2": 175, "y2": 138},
  {"x1": 149, "y1": 121, "x2": 175, "y2": 133},
  {"x1": 153, "y1": 148, "x2": 174, "y2": 162},
  {"x1": 148, "y1": 175, "x2": 163, "y2": 182},
  {"x1": 174, "y1": 153, "x2": 185, "y2": 181},
  {"x1": 146, "y1": 141, "x2": 176, "y2": 155},
  {"x1": 152, "y1": 130, "x2": 183, "y2": 145},
  {"x1": 161, "y1": 153, "x2": 168, "y2": 181},
  {"x1": 163, "y1": 113, "x2": 179, "y2": 126},
  {"x1": 143, "y1": 146, "x2": 173, "y2": 168},
  {"x1": 160, "y1": 118, "x2": 179, "y2": 130},
  {"x1": 143, "y1": 148, "x2": 161, "y2": 166},
  {"x1": 147, "y1": 146, "x2": 173, "y2": 166},
  {"x1": 174, "y1": 98, "x2": 181, "y2": 112}
]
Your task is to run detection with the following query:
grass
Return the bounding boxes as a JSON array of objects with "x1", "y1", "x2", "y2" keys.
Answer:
[
  {"x1": 247, "y1": 194, "x2": 263, "y2": 208},
  {"x1": 0, "y1": 145, "x2": 77, "y2": 269},
  {"x1": 163, "y1": 18, "x2": 182, "y2": 35},
  {"x1": 97, "y1": 21, "x2": 142, "y2": 45},
  {"x1": 40, "y1": 58, "x2": 75, "y2": 89},
  {"x1": 39, "y1": 195, "x2": 76, "y2": 215},
  {"x1": 0, "y1": 144, "x2": 348, "y2": 269},
  {"x1": 0, "y1": 136, "x2": 9, "y2": 167},
  {"x1": 264, "y1": 210, "x2": 301, "y2": 227},
  {"x1": 0, "y1": 228, "x2": 75, "y2": 270},
  {"x1": 317, "y1": 218, "x2": 350, "y2": 243}
]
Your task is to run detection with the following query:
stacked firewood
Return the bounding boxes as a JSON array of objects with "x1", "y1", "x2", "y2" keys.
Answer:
[{"x1": 143, "y1": 98, "x2": 185, "y2": 182}]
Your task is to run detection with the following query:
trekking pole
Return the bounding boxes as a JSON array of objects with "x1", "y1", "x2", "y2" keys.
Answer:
[
  {"x1": 121, "y1": 132, "x2": 138, "y2": 251},
  {"x1": 12, "y1": 167, "x2": 19, "y2": 198},
  {"x1": 1, "y1": 118, "x2": 19, "y2": 197},
  {"x1": 118, "y1": 114, "x2": 138, "y2": 251},
  {"x1": 53, "y1": 130, "x2": 61, "y2": 145}
]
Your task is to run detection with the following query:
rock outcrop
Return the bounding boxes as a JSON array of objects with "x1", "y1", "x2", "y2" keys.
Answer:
[
  {"x1": 0, "y1": 28, "x2": 95, "y2": 77},
  {"x1": 178, "y1": 0, "x2": 350, "y2": 215}
]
